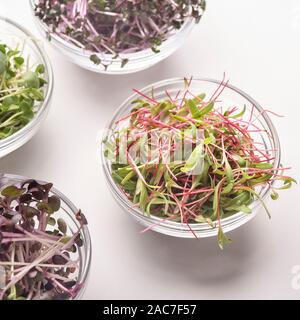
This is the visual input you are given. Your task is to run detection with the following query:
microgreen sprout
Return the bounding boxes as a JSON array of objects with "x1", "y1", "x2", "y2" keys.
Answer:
[
  {"x1": 34, "y1": 0, "x2": 206, "y2": 70},
  {"x1": 104, "y1": 78, "x2": 296, "y2": 249},
  {"x1": 0, "y1": 179, "x2": 88, "y2": 300},
  {"x1": 0, "y1": 42, "x2": 46, "y2": 140}
]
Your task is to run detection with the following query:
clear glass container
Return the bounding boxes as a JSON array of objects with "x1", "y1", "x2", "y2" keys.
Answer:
[
  {"x1": 0, "y1": 16, "x2": 53, "y2": 159},
  {"x1": 102, "y1": 78, "x2": 281, "y2": 238},
  {"x1": 29, "y1": 0, "x2": 199, "y2": 74},
  {"x1": 0, "y1": 174, "x2": 92, "y2": 300}
]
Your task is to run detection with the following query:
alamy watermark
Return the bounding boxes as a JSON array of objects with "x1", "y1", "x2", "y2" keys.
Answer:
[{"x1": 101, "y1": 128, "x2": 206, "y2": 175}]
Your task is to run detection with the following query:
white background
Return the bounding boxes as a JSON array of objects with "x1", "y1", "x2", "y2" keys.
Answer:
[{"x1": 1, "y1": 0, "x2": 300, "y2": 299}]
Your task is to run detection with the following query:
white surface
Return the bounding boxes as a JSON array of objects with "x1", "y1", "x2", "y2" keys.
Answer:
[{"x1": 1, "y1": 0, "x2": 300, "y2": 299}]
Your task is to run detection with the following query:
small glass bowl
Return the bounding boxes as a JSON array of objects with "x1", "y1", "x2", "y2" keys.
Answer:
[
  {"x1": 0, "y1": 174, "x2": 92, "y2": 300},
  {"x1": 102, "y1": 78, "x2": 281, "y2": 238},
  {"x1": 0, "y1": 16, "x2": 53, "y2": 159},
  {"x1": 29, "y1": 0, "x2": 199, "y2": 74}
]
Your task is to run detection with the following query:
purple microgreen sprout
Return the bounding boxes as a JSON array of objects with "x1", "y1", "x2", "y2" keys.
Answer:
[
  {"x1": 34, "y1": 0, "x2": 206, "y2": 70},
  {"x1": 0, "y1": 179, "x2": 88, "y2": 300}
]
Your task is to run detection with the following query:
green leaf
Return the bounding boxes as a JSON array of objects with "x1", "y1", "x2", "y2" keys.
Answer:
[
  {"x1": 59, "y1": 236, "x2": 71, "y2": 244},
  {"x1": 94, "y1": 0, "x2": 106, "y2": 10},
  {"x1": 233, "y1": 154, "x2": 246, "y2": 167},
  {"x1": 48, "y1": 217, "x2": 56, "y2": 226},
  {"x1": 249, "y1": 174, "x2": 273, "y2": 185},
  {"x1": 121, "y1": 170, "x2": 135, "y2": 186},
  {"x1": 223, "y1": 191, "x2": 251, "y2": 208},
  {"x1": 1, "y1": 186, "x2": 25, "y2": 198},
  {"x1": 188, "y1": 100, "x2": 214, "y2": 119},
  {"x1": 35, "y1": 64, "x2": 45, "y2": 74},
  {"x1": 195, "y1": 93, "x2": 206, "y2": 101},
  {"x1": 274, "y1": 177, "x2": 297, "y2": 190},
  {"x1": 212, "y1": 181, "x2": 222, "y2": 220},
  {"x1": 151, "y1": 46, "x2": 160, "y2": 53},
  {"x1": 14, "y1": 56, "x2": 24, "y2": 66},
  {"x1": 0, "y1": 44, "x2": 6, "y2": 54},
  {"x1": 139, "y1": 183, "x2": 148, "y2": 212},
  {"x1": 224, "y1": 159, "x2": 233, "y2": 182},
  {"x1": 181, "y1": 143, "x2": 204, "y2": 173},
  {"x1": 195, "y1": 215, "x2": 214, "y2": 227},
  {"x1": 271, "y1": 191, "x2": 279, "y2": 200},
  {"x1": 37, "y1": 202, "x2": 54, "y2": 214},
  {"x1": 230, "y1": 105, "x2": 246, "y2": 119},
  {"x1": 238, "y1": 187, "x2": 271, "y2": 219},
  {"x1": 188, "y1": 93, "x2": 206, "y2": 106},
  {"x1": 2, "y1": 95, "x2": 19, "y2": 107},
  {"x1": 134, "y1": 178, "x2": 148, "y2": 211},
  {"x1": 48, "y1": 196, "x2": 61, "y2": 212},
  {"x1": 239, "y1": 205, "x2": 252, "y2": 214},
  {"x1": 0, "y1": 51, "x2": 6, "y2": 75},
  {"x1": 217, "y1": 227, "x2": 232, "y2": 250},
  {"x1": 198, "y1": 101, "x2": 214, "y2": 117},
  {"x1": 23, "y1": 71, "x2": 40, "y2": 89},
  {"x1": 222, "y1": 182, "x2": 234, "y2": 194},
  {"x1": 200, "y1": 159, "x2": 210, "y2": 185},
  {"x1": 22, "y1": 205, "x2": 39, "y2": 218},
  {"x1": 252, "y1": 163, "x2": 273, "y2": 169},
  {"x1": 90, "y1": 54, "x2": 101, "y2": 65},
  {"x1": 112, "y1": 171, "x2": 136, "y2": 191},
  {"x1": 187, "y1": 99, "x2": 202, "y2": 118},
  {"x1": 225, "y1": 204, "x2": 252, "y2": 214},
  {"x1": 121, "y1": 58, "x2": 129, "y2": 68},
  {"x1": 146, "y1": 196, "x2": 176, "y2": 217},
  {"x1": 38, "y1": 77, "x2": 47, "y2": 87},
  {"x1": 28, "y1": 88, "x2": 44, "y2": 101},
  {"x1": 57, "y1": 218, "x2": 67, "y2": 234},
  {"x1": 203, "y1": 137, "x2": 212, "y2": 145},
  {"x1": 203, "y1": 133, "x2": 215, "y2": 145},
  {"x1": 7, "y1": 286, "x2": 17, "y2": 300}
]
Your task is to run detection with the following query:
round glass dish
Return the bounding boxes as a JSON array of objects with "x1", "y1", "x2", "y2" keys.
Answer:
[
  {"x1": 29, "y1": 0, "x2": 198, "y2": 74},
  {"x1": 101, "y1": 78, "x2": 281, "y2": 238},
  {"x1": 0, "y1": 16, "x2": 53, "y2": 159},
  {"x1": 0, "y1": 174, "x2": 92, "y2": 300}
]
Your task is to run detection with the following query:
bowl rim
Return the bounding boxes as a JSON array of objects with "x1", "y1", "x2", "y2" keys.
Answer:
[
  {"x1": 102, "y1": 77, "x2": 282, "y2": 233},
  {"x1": 0, "y1": 173, "x2": 92, "y2": 300},
  {"x1": 0, "y1": 15, "x2": 54, "y2": 150},
  {"x1": 29, "y1": 0, "x2": 196, "y2": 63}
]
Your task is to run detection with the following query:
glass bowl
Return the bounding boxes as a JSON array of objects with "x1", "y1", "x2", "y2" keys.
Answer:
[
  {"x1": 0, "y1": 174, "x2": 91, "y2": 300},
  {"x1": 0, "y1": 16, "x2": 53, "y2": 159},
  {"x1": 101, "y1": 78, "x2": 281, "y2": 238},
  {"x1": 29, "y1": 0, "x2": 200, "y2": 74}
]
